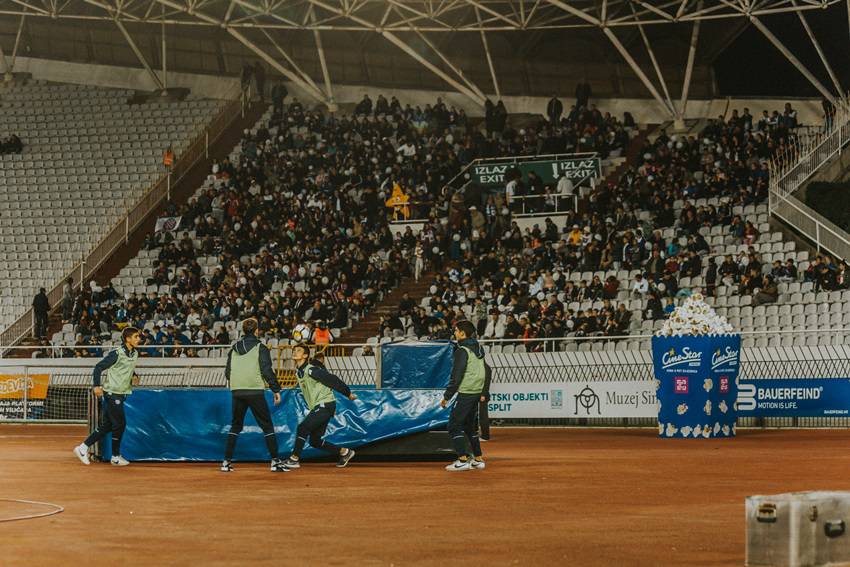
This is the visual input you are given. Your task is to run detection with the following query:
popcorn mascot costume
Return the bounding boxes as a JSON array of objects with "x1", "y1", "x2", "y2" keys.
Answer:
[{"x1": 652, "y1": 293, "x2": 741, "y2": 439}]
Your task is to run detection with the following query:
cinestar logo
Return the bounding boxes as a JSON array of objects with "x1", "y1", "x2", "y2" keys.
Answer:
[
  {"x1": 711, "y1": 347, "x2": 739, "y2": 370},
  {"x1": 661, "y1": 347, "x2": 702, "y2": 370}
]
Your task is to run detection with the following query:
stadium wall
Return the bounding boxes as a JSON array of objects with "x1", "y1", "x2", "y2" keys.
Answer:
[
  {"x1": 2, "y1": 345, "x2": 849, "y2": 427},
  {"x1": 11, "y1": 56, "x2": 827, "y2": 125}
]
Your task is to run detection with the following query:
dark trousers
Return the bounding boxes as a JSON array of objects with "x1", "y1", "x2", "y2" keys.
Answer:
[
  {"x1": 84, "y1": 393, "x2": 127, "y2": 456},
  {"x1": 479, "y1": 399, "x2": 491, "y2": 440},
  {"x1": 224, "y1": 390, "x2": 278, "y2": 461},
  {"x1": 292, "y1": 402, "x2": 341, "y2": 457},
  {"x1": 448, "y1": 393, "x2": 483, "y2": 458},
  {"x1": 35, "y1": 313, "x2": 48, "y2": 338}
]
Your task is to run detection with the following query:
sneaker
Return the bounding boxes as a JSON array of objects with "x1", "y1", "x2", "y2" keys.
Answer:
[
  {"x1": 283, "y1": 457, "x2": 301, "y2": 469},
  {"x1": 470, "y1": 458, "x2": 486, "y2": 470},
  {"x1": 445, "y1": 459, "x2": 472, "y2": 472},
  {"x1": 480, "y1": 437, "x2": 490, "y2": 442},
  {"x1": 336, "y1": 449, "x2": 355, "y2": 468},
  {"x1": 220, "y1": 461, "x2": 234, "y2": 473},
  {"x1": 270, "y1": 459, "x2": 289, "y2": 473},
  {"x1": 110, "y1": 455, "x2": 130, "y2": 467},
  {"x1": 73, "y1": 444, "x2": 90, "y2": 465}
]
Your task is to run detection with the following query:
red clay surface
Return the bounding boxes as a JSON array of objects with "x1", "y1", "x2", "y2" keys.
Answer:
[{"x1": 3, "y1": 425, "x2": 850, "y2": 566}]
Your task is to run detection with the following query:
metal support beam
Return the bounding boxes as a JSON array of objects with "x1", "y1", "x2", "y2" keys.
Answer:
[
  {"x1": 0, "y1": 45, "x2": 9, "y2": 79},
  {"x1": 603, "y1": 26, "x2": 676, "y2": 117},
  {"x1": 545, "y1": 0, "x2": 600, "y2": 26},
  {"x1": 413, "y1": 30, "x2": 486, "y2": 100},
  {"x1": 381, "y1": 31, "x2": 486, "y2": 105},
  {"x1": 259, "y1": 28, "x2": 325, "y2": 100},
  {"x1": 225, "y1": 26, "x2": 329, "y2": 105},
  {"x1": 749, "y1": 15, "x2": 837, "y2": 104},
  {"x1": 792, "y1": 0, "x2": 843, "y2": 98},
  {"x1": 631, "y1": 3, "x2": 675, "y2": 115},
  {"x1": 310, "y1": 7, "x2": 334, "y2": 105},
  {"x1": 161, "y1": 2, "x2": 167, "y2": 89},
  {"x1": 115, "y1": 19, "x2": 165, "y2": 90},
  {"x1": 476, "y1": 6, "x2": 500, "y2": 98},
  {"x1": 8, "y1": 12, "x2": 26, "y2": 75},
  {"x1": 679, "y1": 5, "x2": 702, "y2": 118}
]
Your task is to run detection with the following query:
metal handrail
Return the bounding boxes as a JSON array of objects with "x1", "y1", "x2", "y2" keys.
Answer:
[
  {"x1": 6, "y1": 327, "x2": 850, "y2": 356},
  {"x1": 770, "y1": 189, "x2": 850, "y2": 260},
  {"x1": 0, "y1": 83, "x2": 247, "y2": 351},
  {"x1": 769, "y1": 102, "x2": 849, "y2": 203}
]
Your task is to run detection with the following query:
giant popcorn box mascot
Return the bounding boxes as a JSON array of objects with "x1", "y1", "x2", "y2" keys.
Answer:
[{"x1": 652, "y1": 293, "x2": 741, "y2": 439}]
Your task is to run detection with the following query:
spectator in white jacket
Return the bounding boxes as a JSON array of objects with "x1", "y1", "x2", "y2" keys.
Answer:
[{"x1": 482, "y1": 311, "x2": 506, "y2": 339}]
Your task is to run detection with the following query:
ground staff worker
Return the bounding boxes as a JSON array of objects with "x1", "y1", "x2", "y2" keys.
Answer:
[
  {"x1": 74, "y1": 327, "x2": 141, "y2": 467},
  {"x1": 283, "y1": 344, "x2": 357, "y2": 469},
  {"x1": 221, "y1": 318, "x2": 287, "y2": 473},
  {"x1": 440, "y1": 320, "x2": 492, "y2": 472}
]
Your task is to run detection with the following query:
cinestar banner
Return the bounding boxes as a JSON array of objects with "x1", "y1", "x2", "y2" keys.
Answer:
[
  {"x1": 736, "y1": 378, "x2": 850, "y2": 417},
  {"x1": 488, "y1": 381, "x2": 658, "y2": 419},
  {"x1": 471, "y1": 157, "x2": 601, "y2": 188}
]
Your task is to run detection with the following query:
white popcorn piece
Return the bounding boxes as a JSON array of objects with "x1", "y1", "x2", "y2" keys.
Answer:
[
  {"x1": 703, "y1": 378, "x2": 713, "y2": 392},
  {"x1": 704, "y1": 400, "x2": 712, "y2": 416},
  {"x1": 732, "y1": 424, "x2": 737, "y2": 435},
  {"x1": 722, "y1": 425, "x2": 731, "y2": 436},
  {"x1": 713, "y1": 422, "x2": 721, "y2": 435},
  {"x1": 665, "y1": 423, "x2": 678, "y2": 437},
  {"x1": 681, "y1": 426, "x2": 693, "y2": 437},
  {"x1": 702, "y1": 425, "x2": 711, "y2": 438},
  {"x1": 693, "y1": 424, "x2": 702, "y2": 437},
  {"x1": 654, "y1": 379, "x2": 661, "y2": 391},
  {"x1": 656, "y1": 294, "x2": 735, "y2": 337},
  {"x1": 658, "y1": 423, "x2": 665, "y2": 435},
  {"x1": 677, "y1": 403, "x2": 688, "y2": 415},
  {"x1": 718, "y1": 400, "x2": 729, "y2": 414}
]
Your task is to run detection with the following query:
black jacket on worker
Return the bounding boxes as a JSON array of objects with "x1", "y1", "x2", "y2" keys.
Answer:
[
  {"x1": 445, "y1": 338, "x2": 492, "y2": 458},
  {"x1": 225, "y1": 334, "x2": 281, "y2": 392},
  {"x1": 444, "y1": 338, "x2": 492, "y2": 401},
  {"x1": 223, "y1": 333, "x2": 281, "y2": 463}
]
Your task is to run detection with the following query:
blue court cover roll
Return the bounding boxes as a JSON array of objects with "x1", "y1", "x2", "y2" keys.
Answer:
[
  {"x1": 380, "y1": 341, "x2": 453, "y2": 389},
  {"x1": 100, "y1": 388, "x2": 449, "y2": 462}
]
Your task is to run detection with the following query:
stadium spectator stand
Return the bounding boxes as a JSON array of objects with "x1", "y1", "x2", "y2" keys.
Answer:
[
  {"x1": 0, "y1": 80, "x2": 224, "y2": 335},
  {"x1": 34, "y1": 91, "x2": 842, "y2": 357}
]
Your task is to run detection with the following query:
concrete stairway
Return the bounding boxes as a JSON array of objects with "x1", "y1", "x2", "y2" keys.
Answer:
[{"x1": 340, "y1": 274, "x2": 435, "y2": 345}]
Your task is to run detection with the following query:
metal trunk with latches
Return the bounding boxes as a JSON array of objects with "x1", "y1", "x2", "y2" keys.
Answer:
[{"x1": 746, "y1": 491, "x2": 850, "y2": 566}]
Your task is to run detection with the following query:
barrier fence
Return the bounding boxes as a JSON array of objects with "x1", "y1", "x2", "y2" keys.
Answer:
[
  {"x1": 4, "y1": 332, "x2": 850, "y2": 428},
  {"x1": 0, "y1": 83, "x2": 249, "y2": 352}
]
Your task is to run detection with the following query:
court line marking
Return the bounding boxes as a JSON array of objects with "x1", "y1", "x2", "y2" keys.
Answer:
[{"x1": 0, "y1": 499, "x2": 64, "y2": 523}]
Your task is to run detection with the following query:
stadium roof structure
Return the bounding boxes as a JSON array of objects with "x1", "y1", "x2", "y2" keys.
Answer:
[{"x1": 0, "y1": 0, "x2": 847, "y2": 117}]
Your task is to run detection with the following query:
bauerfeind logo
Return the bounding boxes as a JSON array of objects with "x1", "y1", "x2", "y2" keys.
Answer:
[{"x1": 661, "y1": 347, "x2": 702, "y2": 370}]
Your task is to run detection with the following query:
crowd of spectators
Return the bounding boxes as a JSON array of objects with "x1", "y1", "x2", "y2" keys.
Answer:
[
  {"x1": 384, "y1": 102, "x2": 810, "y2": 346},
  {"x1": 53, "y1": 93, "x2": 816, "y2": 355}
]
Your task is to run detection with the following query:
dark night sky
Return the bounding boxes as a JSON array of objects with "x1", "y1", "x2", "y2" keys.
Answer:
[{"x1": 715, "y1": 3, "x2": 849, "y2": 98}]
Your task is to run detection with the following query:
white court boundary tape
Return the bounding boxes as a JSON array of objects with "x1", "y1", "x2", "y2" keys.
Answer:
[{"x1": 0, "y1": 499, "x2": 64, "y2": 522}]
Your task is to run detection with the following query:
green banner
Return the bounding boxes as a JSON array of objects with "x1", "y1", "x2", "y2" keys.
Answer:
[{"x1": 471, "y1": 157, "x2": 601, "y2": 188}]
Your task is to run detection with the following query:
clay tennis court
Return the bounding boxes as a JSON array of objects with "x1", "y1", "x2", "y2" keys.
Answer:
[{"x1": 4, "y1": 425, "x2": 850, "y2": 566}]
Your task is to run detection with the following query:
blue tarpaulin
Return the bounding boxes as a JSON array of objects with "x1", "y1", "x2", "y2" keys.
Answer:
[
  {"x1": 100, "y1": 388, "x2": 449, "y2": 462},
  {"x1": 380, "y1": 341, "x2": 453, "y2": 389}
]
